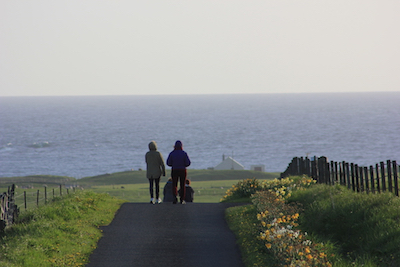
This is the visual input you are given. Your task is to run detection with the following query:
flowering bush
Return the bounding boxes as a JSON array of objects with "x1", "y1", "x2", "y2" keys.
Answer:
[
  {"x1": 261, "y1": 176, "x2": 317, "y2": 198},
  {"x1": 223, "y1": 175, "x2": 331, "y2": 266},
  {"x1": 253, "y1": 190, "x2": 332, "y2": 266},
  {"x1": 221, "y1": 178, "x2": 263, "y2": 201}
]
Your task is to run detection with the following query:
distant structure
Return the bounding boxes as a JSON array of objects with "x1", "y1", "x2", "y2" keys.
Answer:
[
  {"x1": 214, "y1": 155, "x2": 245, "y2": 170},
  {"x1": 250, "y1": 165, "x2": 265, "y2": 172}
]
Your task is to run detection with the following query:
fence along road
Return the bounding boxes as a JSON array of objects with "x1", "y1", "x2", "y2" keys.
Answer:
[
  {"x1": 281, "y1": 156, "x2": 399, "y2": 196},
  {"x1": 87, "y1": 202, "x2": 245, "y2": 267}
]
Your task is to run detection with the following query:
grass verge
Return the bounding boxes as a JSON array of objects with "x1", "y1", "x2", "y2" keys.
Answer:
[
  {"x1": 226, "y1": 204, "x2": 277, "y2": 267},
  {"x1": 288, "y1": 184, "x2": 400, "y2": 266},
  {"x1": 223, "y1": 177, "x2": 400, "y2": 266},
  {"x1": 0, "y1": 190, "x2": 125, "y2": 267}
]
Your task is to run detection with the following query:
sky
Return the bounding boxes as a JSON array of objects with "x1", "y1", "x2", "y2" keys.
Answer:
[{"x1": 1, "y1": 1, "x2": 399, "y2": 97}]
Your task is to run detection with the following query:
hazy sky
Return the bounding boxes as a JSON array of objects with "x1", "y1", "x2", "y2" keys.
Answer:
[{"x1": 1, "y1": 1, "x2": 399, "y2": 96}]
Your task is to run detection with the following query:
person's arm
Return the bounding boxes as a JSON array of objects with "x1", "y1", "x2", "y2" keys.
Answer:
[
  {"x1": 159, "y1": 153, "x2": 166, "y2": 176},
  {"x1": 184, "y1": 152, "x2": 191, "y2": 167},
  {"x1": 166, "y1": 153, "x2": 172, "y2": 167}
]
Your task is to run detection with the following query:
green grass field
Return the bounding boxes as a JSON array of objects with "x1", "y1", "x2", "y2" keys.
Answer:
[
  {"x1": 88, "y1": 180, "x2": 256, "y2": 203},
  {"x1": 1, "y1": 170, "x2": 280, "y2": 209}
]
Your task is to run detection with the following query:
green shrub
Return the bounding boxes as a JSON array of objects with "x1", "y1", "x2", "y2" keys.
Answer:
[
  {"x1": 288, "y1": 184, "x2": 400, "y2": 266},
  {"x1": 221, "y1": 178, "x2": 263, "y2": 202}
]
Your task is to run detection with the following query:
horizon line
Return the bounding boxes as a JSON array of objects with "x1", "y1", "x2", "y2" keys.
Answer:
[{"x1": 1, "y1": 90, "x2": 399, "y2": 98}]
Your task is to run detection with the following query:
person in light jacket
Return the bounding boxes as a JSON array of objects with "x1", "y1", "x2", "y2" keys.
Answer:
[
  {"x1": 145, "y1": 141, "x2": 166, "y2": 204},
  {"x1": 166, "y1": 140, "x2": 191, "y2": 204}
]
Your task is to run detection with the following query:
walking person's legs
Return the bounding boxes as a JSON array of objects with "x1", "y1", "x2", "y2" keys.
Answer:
[
  {"x1": 178, "y1": 169, "x2": 187, "y2": 204},
  {"x1": 171, "y1": 170, "x2": 179, "y2": 204},
  {"x1": 155, "y1": 178, "x2": 161, "y2": 203},
  {"x1": 149, "y1": 179, "x2": 155, "y2": 204}
]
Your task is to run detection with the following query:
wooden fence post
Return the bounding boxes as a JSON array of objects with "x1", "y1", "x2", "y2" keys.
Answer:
[
  {"x1": 60, "y1": 185, "x2": 62, "y2": 196},
  {"x1": 376, "y1": 163, "x2": 381, "y2": 193},
  {"x1": 45, "y1": 186, "x2": 47, "y2": 204},
  {"x1": 359, "y1": 166, "x2": 364, "y2": 192},
  {"x1": 339, "y1": 162, "x2": 344, "y2": 185},
  {"x1": 305, "y1": 157, "x2": 311, "y2": 176},
  {"x1": 299, "y1": 157, "x2": 305, "y2": 175},
  {"x1": 380, "y1": 162, "x2": 386, "y2": 192},
  {"x1": 393, "y1": 161, "x2": 398, "y2": 197},
  {"x1": 364, "y1": 167, "x2": 369, "y2": 194},
  {"x1": 369, "y1": 166, "x2": 375, "y2": 193},
  {"x1": 312, "y1": 156, "x2": 318, "y2": 181},
  {"x1": 387, "y1": 160, "x2": 393, "y2": 193},
  {"x1": 334, "y1": 161, "x2": 339, "y2": 185},
  {"x1": 325, "y1": 159, "x2": 330, "y2": 185},
  {"x1": 36, "y1": 190, "x2": 39, "y2": 206},
  {"x1": 318, "y1": 157, "x2": 328, "y2": 184},
  {"x1": 345, "y1": 162, "x2": 351, "y2": 189},
  {"x1": 351, "y1": 163, "x2": 356, "y2": 192},
  {"x1": 24, "y1": 191, "x2": 27, "y2": 210},
  {"x1": 355, "y1": 164, "x2": 360, "y2": 192}
]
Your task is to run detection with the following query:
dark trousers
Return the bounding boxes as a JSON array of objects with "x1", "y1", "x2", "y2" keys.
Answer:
[
  {"x1": 171, "y1": 169, "x2": 187, "y2": 202},
  {"x1": 149, "y1": 178, "x2": 160, "y2": 199}
]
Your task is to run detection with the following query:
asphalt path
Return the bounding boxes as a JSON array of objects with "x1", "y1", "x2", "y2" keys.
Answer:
[{"x1": 87, "y1": 202, "x2": 246, "y2": 267}]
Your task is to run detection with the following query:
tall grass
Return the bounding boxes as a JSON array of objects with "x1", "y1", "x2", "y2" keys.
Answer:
[
  {"x1": 0, "y1": 191, "x2": 124, "y2": 267},
  {"x1": 288, "y1": 184, "x2": 400, "y2": 266}
]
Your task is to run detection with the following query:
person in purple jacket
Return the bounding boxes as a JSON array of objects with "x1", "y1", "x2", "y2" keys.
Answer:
[{"x1": 166, "y1": 140, "x2": 191, "y2": 204}]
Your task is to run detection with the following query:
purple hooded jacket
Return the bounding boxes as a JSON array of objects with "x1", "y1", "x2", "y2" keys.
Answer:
[{"x1": 166, "y1": 141, "x2": 191, "y2": 170}]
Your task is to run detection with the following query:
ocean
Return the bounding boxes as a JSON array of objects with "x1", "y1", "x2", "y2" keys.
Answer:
[{"x1": 0, "y1": 92, "x2": 399, "y2": 179}]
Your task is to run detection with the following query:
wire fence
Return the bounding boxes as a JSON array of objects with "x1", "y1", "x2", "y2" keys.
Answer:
[
  {"x1": 1, "y1": 184, "x2": 81, "y2": 231},
  {"x1": 281, "y1": 156, "x2": 399, "y2": 196}
]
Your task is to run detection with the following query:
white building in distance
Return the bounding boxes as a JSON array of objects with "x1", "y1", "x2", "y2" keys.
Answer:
[{"x1": 214, "y1": 156, "x2": 245, "y2": 170}]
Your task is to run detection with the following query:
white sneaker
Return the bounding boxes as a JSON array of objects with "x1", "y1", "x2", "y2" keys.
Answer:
[
  {"x1": 150, "y1": 198, "x2": 154, "y2": 204},
  {"x1": 156, "y1": 198, "x2": 162, "y2": 204},
  {"x1": 181, "y1": 200, "x2": 186, "y2": 205}
]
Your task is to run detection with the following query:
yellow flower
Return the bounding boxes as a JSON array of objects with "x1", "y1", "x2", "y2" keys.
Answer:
[
  {"x1": 305, "y1": 248, "x2": 311, "y2": 254},
  {"x1": 266, "y1": 243, "x2": 272, "y2": 249},
  {"x1": 306, "y1": 254, "x2": 313, "y2": 260}
]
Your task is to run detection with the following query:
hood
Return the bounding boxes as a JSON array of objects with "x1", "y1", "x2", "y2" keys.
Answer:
[
  {"x1": 148, "y1": 141, "x2": 157, "y2": 151},
  {"x1": 174, "y1": 140, "x2": 182, "y2": 150}
]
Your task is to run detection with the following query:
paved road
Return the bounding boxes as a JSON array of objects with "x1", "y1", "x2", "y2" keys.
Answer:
[{"x1": 87, "y1": 202, "x2": 245, "y2": 267}]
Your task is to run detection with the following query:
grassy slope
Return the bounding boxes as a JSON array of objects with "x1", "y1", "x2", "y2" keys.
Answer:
[{"x1": 0, "y1": 175, "x2": 76, "y2": 187}]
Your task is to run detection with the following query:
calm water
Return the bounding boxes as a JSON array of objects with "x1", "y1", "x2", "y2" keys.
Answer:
[{"x1": 0, "y1": 92, "x2": 399, "y2": 178}]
